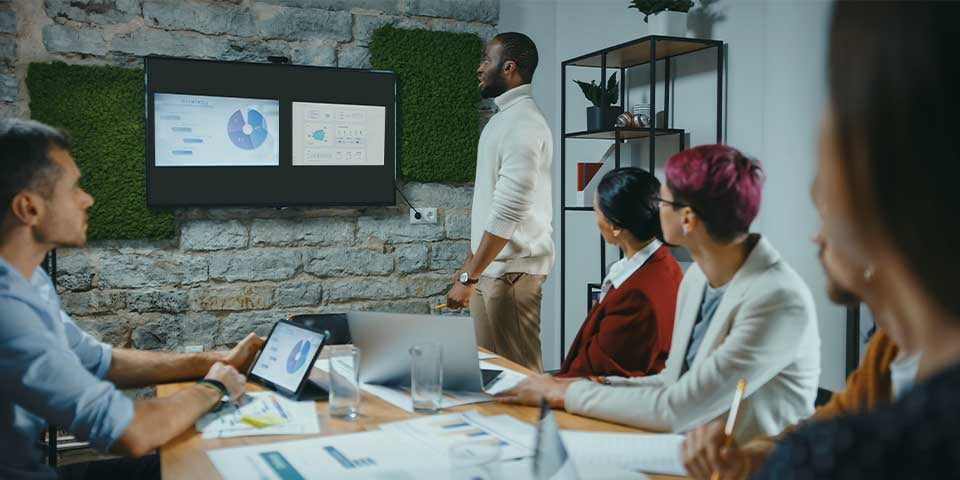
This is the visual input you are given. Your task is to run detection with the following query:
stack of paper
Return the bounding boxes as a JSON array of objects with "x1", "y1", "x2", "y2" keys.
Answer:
[
  {"x1": 560, "y1": 431, "x2": 688, "y2": 477},
  {"x1": 208, "y1": 430, "x2": 439, "y2": 479},
  {"x1": 195, "y1": 392, "x2": 320, "y2": 439},
  {"x1": 206, "y1": 410, "x2": 669, "y2": 480},
  {"x1": 378, "y1": 411, "x2": 535, "y2": 460}
]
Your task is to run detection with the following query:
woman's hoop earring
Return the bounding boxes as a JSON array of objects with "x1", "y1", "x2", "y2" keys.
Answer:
[{"x1": 681, "y1": 225, "x2": 689, "y2": 237}]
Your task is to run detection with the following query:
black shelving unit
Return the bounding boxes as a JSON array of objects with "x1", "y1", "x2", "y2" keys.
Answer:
[{"x1": 560, "y1": 35, "x2": 724, "y2": 364}]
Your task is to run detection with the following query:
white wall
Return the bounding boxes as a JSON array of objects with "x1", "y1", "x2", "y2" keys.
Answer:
[
  {"x1": 498, "y1": 1, "x2": 562, "y2": 371},
  {"x1": 500, "y1": 0, "x2": 844, "y2": 390}
]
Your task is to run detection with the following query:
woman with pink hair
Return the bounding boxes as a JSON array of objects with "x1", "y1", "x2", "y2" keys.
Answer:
[{"x1": 498, "y1": 145, "x2": 821, "y2": 442}]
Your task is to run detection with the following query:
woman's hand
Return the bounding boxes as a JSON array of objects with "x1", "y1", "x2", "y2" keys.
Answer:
[{"x1": 494, "y1": 374, "x2": 575, "y2": 408}]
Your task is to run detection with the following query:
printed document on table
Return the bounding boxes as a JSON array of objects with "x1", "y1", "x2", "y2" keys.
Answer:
[
  {"x1": 195, "y1": 392, "x2": 319, "y2": 439},
  {"x1": 207, "y1": 430, "x2": 443, "y2": 479},
  {"x1": 378, "y1": 410, "x2": 535, "y2": 460},
  {"x1": 560, "y1": 431, "x2": 688, "y2": 476}
]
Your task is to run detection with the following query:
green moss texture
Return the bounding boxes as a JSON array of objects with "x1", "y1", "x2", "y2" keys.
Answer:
[
  {"x1": 27, "y1": 62, "x2": 175, "y2": 240},
  {"x1": 370, "y1": 25, "x2": 483, "y2": 183}
]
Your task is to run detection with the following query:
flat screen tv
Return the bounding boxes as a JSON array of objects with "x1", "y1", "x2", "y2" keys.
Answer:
[{"x1": 145, "y1": 56, "x2": 397, "y2": 207}]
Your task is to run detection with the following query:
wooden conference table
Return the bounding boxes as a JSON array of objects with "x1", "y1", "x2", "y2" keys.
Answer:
[{"x1": 158, "y1": 350, "x2": 687, "y2": 480}]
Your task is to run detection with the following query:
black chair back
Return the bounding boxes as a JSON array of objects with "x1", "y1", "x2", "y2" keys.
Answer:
[
  {"x1": 815, "y1": 387, "x2": 833, "y2": 407},
  {"x1": 288, "y1": 313, "x2": 352, "y2": 345}
]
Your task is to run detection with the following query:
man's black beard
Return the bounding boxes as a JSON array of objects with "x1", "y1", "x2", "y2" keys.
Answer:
[{"x1": 480, "y1": 73, "x2": 509, "y2": 99}]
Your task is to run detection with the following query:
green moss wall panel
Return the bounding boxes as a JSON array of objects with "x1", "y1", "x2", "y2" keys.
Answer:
[
  {"x1": 27, "y1": 62, "x2": 175, "y2": 240},
  {"x1": 370, "y1": 26, "x2": 483, "y2": 183}
]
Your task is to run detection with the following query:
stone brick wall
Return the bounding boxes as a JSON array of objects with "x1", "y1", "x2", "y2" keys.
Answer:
[{"x1": 1, "y1": 0, "x2": 498, "y2": 351}]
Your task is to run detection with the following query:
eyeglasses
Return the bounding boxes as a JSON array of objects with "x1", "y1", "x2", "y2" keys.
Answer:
[{"x1": 653, "y1": 196, "x2": 691, "y2": 210}]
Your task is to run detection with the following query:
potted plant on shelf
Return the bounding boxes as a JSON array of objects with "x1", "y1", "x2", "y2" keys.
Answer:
[
  {"x1": 574, "y1": 73, "x2": 620, "y2": 131},
  {"x1": 628, "y1": 0, "x2": 695, "y2": 37}
]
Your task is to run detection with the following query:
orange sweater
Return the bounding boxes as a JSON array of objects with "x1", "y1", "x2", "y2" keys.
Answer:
[{"x1": 764, "y1": 329, "x2": 899, "y2": 441}]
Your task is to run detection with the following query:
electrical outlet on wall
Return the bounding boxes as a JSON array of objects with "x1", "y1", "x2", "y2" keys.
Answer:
[{"x1": 409, "y1": 207, "x2": 437, "y2": 224}]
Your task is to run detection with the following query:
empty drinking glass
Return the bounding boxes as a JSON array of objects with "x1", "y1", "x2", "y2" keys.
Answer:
[
  {"x1": 328, "y1": 345, "x2": 360, "y2": 419},
  {"x1": 409, "y1": 343, "x2": 443, "y2": 413}
]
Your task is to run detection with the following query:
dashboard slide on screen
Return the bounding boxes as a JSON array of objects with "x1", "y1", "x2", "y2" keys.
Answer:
[
  {"x1": 291, "y1": 102, "x2": 386, "y2": 167},
  {"x1": 250, "y1": 323, "x2": 324, "y2": 392},
  {"x1": 154, "y1": 93, "x2": 280, "y2": 167}
]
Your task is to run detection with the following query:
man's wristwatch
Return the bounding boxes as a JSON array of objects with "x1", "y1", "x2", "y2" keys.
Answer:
[
  {"x1": 459, "y1": 271, "x2": 479, "y2": 286},
  {"x1": 197, "y1": 378, "x2": 231, "y2": 412}
]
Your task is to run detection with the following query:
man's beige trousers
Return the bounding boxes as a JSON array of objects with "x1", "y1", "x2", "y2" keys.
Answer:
[{"x1": 470, "y1": 272, "x2": 545, "y2": 372}]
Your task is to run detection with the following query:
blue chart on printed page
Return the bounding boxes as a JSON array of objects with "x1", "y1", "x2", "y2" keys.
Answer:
[
  {"x1": 250, "y1": 323, "x2": 324, "y2": 392},
  {"x1": 286, "y1": 339, "x2": 311, "y2": 374},
  {"x1": 154, "y1": 93, "x2": 279, "y2": 167}
]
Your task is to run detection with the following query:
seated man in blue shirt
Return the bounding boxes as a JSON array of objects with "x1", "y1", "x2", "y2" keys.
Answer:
[{"x1": 0, "y1": 118, "x2": 266, "y2": 479}]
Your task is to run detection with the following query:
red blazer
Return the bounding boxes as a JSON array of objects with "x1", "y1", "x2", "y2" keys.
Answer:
[{"x1": 558, "y1": 245, "x2": 683, "y2": 378}]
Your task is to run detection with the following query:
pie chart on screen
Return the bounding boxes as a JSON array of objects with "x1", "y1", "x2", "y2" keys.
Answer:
[
  {"x1": 286, "y1": 339, "x2": 311, "y2": 374},
  {"x1": 227, "y1": 107, "x2": 269, "y2": 150}
]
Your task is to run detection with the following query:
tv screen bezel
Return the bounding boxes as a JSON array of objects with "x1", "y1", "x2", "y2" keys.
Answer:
[{"x1": 144, "y1": 55, "x2": 398, "y2": 208}]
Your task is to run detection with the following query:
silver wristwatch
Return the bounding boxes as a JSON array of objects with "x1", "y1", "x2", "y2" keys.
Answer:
[{"x1": 459, "y1": 271, "x2": 479, "y2": 285}]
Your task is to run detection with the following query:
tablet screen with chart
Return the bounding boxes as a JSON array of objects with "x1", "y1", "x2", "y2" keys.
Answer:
[
  {"x1": 154, "y1": 93, "x2": 280, "y2": 167},
  {"x1": 250, "y1": 322, "x2": 325, "y2": 392},
  {"x1": 291, "y1": 102, "x2": 386, "y2": 167}
]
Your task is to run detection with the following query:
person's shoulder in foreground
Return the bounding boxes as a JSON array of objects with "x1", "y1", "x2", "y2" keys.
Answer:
[{"x1": 754, "y1": 361, "x2": 960, "y2": 479}]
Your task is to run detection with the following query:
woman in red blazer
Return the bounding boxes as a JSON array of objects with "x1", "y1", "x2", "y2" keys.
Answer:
[{"x1": 558, "y1": 168, "x2": 683, "y2": 378}]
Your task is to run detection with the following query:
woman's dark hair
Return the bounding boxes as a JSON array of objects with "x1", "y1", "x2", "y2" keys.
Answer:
[
  {"x1": 828, "y1": 1, "x2": 960, "y2": 317},
  {"x1": 0, "y1": 118, "x2": 70, "y2": 222},
  {"x1": 596, "y1": 167, "x2": 661, "y2": 242}
]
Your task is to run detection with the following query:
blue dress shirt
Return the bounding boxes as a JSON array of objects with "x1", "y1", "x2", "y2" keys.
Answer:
[{"x1": 0, "y1": 257, "x2": 134, "y2": 479}]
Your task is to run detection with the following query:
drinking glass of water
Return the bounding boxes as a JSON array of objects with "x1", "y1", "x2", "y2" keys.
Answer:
[
  {"x1": 328, "y1": 345, "x2": 360, "y2": 419},
  {"x1": 409, "y1": 343, "x2": 443, "y2": 413}
]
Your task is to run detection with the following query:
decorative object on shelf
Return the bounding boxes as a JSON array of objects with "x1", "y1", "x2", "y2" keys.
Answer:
[
  {"x1": 628, "y1": 0, "x2": 694, "y2": 36},
  {"x1": 615, "y1": 112, "x2": 649, "y2": 128},
  {"x1": 615, "y1": 112, "x2": 637, "y2": 128},
  {"x1": 574, "y1": 73, "x2": 621, "y2": 130},
  {"x1": 632, "y1": 103, "x2": 652, "y2": 127},
  {"x1": 578, "y1": 145, "x2": 616, "y2": 207},
  {"x1": 576, "y1": 162, "x2": 605, "y2": 205}
]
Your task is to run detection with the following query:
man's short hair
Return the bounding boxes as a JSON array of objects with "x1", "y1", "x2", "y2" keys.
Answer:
[
  {"x1": 665, "y1": 144, "x2": 764, "y2": 242},
  {"x1": 0, "y1": 118, "x2": 71, "y2": 221},
  {"x1": 494, "y1": 32, "x2": 539, "y2": 84}
]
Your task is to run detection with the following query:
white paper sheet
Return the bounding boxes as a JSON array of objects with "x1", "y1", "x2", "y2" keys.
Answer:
[
  {"x1": 207, "y1": 430, "x2": 443, "y2": 479},
  {"x1": 195, "y1": 392, "x2": 320, "y2": 439},
  {"x1": 559, "y1": 431, "x2": 688, "y2": 477},
  {"x1": 479, "y1": 360, "x2": 528, "y2": 395},
  {"x1": 361, "y1": 382, "x2": 493, "y2": 413},
  {"x1": 378, "y1": 410, "x2": 535, "y2": 461},
  {"x1": 477, "y1": 351, "x2": 498, "y2": 360}
]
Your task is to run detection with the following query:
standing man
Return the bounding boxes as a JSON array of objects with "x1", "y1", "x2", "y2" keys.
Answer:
[
  {"x1": 445, "y1": 32, "x2": 554, "y2": 372},
  {"x1": 0, "y1": 118, "x2": 264, "y2": 479}
]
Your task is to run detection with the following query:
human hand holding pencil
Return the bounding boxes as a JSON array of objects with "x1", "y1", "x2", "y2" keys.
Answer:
[{"x1": 682, "y1": 379, "x2": 750, "y2": 480}]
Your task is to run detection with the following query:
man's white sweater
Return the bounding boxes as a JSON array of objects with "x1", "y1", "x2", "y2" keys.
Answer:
[{"x1": 471, "y1": 84, "x2": 554, "y2": 278}]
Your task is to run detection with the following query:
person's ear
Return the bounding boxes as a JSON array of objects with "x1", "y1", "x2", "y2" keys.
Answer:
[
  {"x1": 681, "y1": 208, "x2": 696, "y2": 237},
  {"x1": 8, "y1": 192, "x2": 44, "y2": 226},
  {"x1": 502, "y1": 59, "x2": 517, "y2": 77}
]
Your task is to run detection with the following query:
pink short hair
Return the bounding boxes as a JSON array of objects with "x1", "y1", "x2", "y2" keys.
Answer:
[{"x1": 665, "y1": 145, "x2": 764, "y2": 240}]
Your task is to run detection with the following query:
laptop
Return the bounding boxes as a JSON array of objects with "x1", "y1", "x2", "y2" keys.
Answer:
[
  {"x1": 347, "y1": 311, "x2": 500, "y2": 392},
  {"x1": 247, "y1": 319, "x2": 328, "y2": 400}
]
